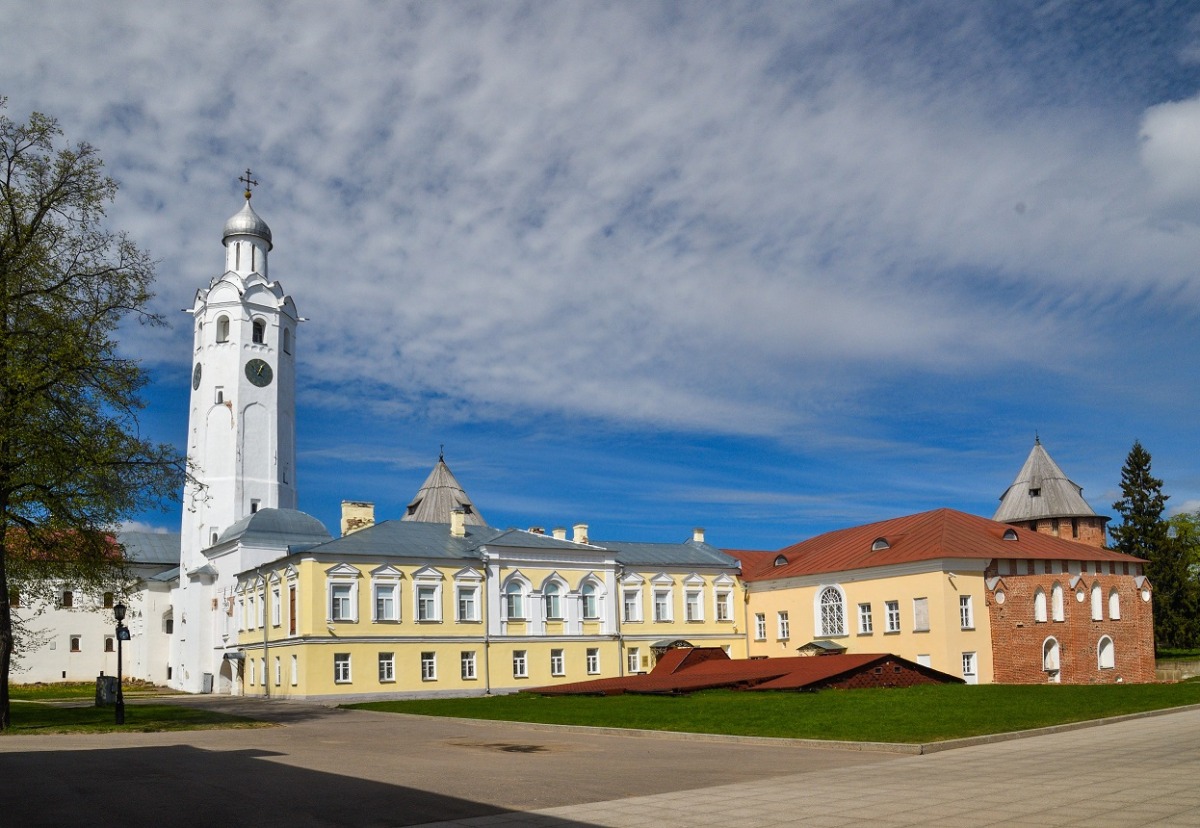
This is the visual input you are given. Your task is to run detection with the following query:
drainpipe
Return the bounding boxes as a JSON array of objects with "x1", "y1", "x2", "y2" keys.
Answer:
[{"x1": 741, "y1": 577, "x2": 750, "y2": 659}]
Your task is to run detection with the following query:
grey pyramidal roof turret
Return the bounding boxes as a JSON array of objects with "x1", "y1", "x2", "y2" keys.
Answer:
[
  {"x1": 993, "y1": 439, "x2": 1104, "y2": 523},
  {"x1": 402, "y1": 457, "x2": 486, "y2": 525}
]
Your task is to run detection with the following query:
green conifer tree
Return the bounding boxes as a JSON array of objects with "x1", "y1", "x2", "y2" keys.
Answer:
[{"x1": 1111, "y1": 441, "x2": 1197, "y2": 651}]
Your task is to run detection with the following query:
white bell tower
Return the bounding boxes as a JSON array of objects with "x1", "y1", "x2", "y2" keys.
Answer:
[{"x1": 173, "y1": 173, "x2": 300, "y2": 691}]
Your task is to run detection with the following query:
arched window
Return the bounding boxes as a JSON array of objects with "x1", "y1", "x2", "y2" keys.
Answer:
[
  {"x1": 581, "y1": 582, "x2": 599, "y2": 620},
  {"x1": 252, "y1": 319, "x2": 265, "y2": 344},
  {"x1": 283, "y1": 327, "x2": 292, "y2": 354},
  {"x1": 818, "y1": 586, "x2": 845, "y2": 637},
  {"x1": 1108, "y1": 588, "x2": 1121, "y2": 620},
  {"x1": 543, "y1": 582, "x2": 562, "y2": 620},
  {"x1": 216, "y1": 315, "x2": 230, "y2": 343},
  {"x1": 1098, "y1": 635, "x2": 1115, "y2": 669},
  {"x1": 773, "y1": 554, "x2": 787, "y2": 567},
  {"x1": 504, "y1": 581, "x2": 525, "y2": 620},
  {"x1": 1091, "y1": 582, "x2": 1103, "y2": 621},
  {"x1": 1034, "y1": 588, "x2": 1047, "y2": 623},
  {"x1": 1043, "y1": 637, "x2": 1060, "y2": 677},
  {"x1": 1051, "y1": 582, "x2": 1064, "y2": 622}
]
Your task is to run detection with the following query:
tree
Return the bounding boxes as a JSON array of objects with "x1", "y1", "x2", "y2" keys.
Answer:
[
  {"x1": 0, "y1": 100, "x2": 181, "y2": 729},
  {"x1": 1110, "y1": 441, "x2": 1197, "y2": 651}
]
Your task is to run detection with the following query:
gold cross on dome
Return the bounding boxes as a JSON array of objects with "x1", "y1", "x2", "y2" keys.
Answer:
[{"x1": 238, "y1": 168, "x2": 259, "y2": 200}]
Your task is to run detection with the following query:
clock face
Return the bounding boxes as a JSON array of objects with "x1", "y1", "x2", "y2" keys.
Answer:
[
  {"x1": 245, "y1": 358, "x2": 273, "y2": 387},
  {"x1": 192, "y1": 363, "x2": 202, "y2": 390}
]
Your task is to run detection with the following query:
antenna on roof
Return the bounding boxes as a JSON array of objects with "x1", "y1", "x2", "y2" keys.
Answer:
[
  {"x1": 439, "y1": 443, "x2": 444, "y2": 462},
  {"x1": 1034, "y1": 431, "x2": 1040, "y2": 446}
]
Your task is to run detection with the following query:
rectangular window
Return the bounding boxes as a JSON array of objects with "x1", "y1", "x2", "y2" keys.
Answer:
[
  {"x1": 330, "y1": 584, "x2": 353, "y2": 621},
  {"x1": 374, "y1": 583, "x2": 398, "y2": 621},
  {"x1": 654, "y1": 590, "x2": 672, "y2": 622},
  {"x1": 61, "y1": 590, "x2": 74, "y2": 608},
  {"x1": 333, "y1": 653, "x2": 351, "y2": 684},
  {"x1": 288, "y1": 584, "x2": 297, "y2": 635},
  {"x1": 685, "y1": 590, "x2": 702, "y2": 621},
  {"x1": 513, "y1": 649, "x2": 528, "y2": 678},
  {"x1": 627, "y1": 647, "x2": 640, "y2": 674},
  {"x1": 623, "y1": 590, "x2": 642, "y2": 622},
  {"x1": 550, "y1": 648, "x2": 565, "y2": 676},
  {"x1": 581, "y1": 586, "x2": 599, "y2": 620},
  {"x1": 962, "y1": 651, "x2": 977, "y2": 678},
  {"x1": 103, "y1": 592, "x2": 114, "y2": 608},
  {"x1": 290, "y1": 655, "x2": 298, "y2": 686},
  {"x1": 417, "y1": 586, "x2": 438, "y2": 621},
  {"x1": 274, "y1": 656, "x2": 281, "y2": 686},
  {"x1": 777, "y1": 611, "x2": 790, "y2": 640},
  {"x1": 715, "y1": 591, "x2": 732, "y2": 622},
  {"x1": 421, "y1": 651, "x2": 437, "y2": 681},
  {"x1": 461, "y1": 651, "x2": 477, "y2": 680},
  {"x1": 456, "y1": 585, "x2": 478, "y2": 621},
  {"x1": 858, "y1": 603, "x2": 873, "y2": 634},
  {"x1": 885, "y1": 600, "x2": 901, "y2": 633},
  {"x1": 544, "y1": 588, "x2": 562, "y2": 620},
  {"x1": 505, "y1": 587, "x2": 525, "y2": 620},
  {"x1": 586, "y1": 647, "x2": 600, "y2": 675},
  {"x1": 70, "y1": 635, "x2": 81, "y2": 653},
  {"x1": 257, "y1": 591, "x2": 266, "y2": 628},
  {"x1": 104, "y1": 637, "x2": 115, "y2": 653},
  {"x1": 249, "y1": 658, "x2": 256, "y2": 686},
  {"x1": 959, "y1": 595, "x2": 974, "y2": 629},
  {"x1": 247, "y1": 594, "x2": 257, "y2": 629},
  {"x1": 272, "y1": 587, "x2": 281, "y2": 627},
  {"x1": 378, "y1": 652, "x2": 395, "y2": 682},
  {"x1": 754, "y1": 613, "x2": 767, "y2": 641},
  {"x1": 913, "y1": 597, "x2": 930, "y2": 632}
]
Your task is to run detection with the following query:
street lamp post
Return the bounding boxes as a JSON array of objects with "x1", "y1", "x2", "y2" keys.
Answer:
[{"x1": 114, "y1": 602, "x2": 128, "y2": 725}]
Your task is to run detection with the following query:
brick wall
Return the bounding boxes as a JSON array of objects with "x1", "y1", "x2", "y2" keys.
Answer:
[
  {"x1": 826, "y1": 658, "x2": 957, "y2": 690},
  {"x1": 985, "y1": 564, "x2": 1155, "y2": 684},
  {"x1": 1020, "y1": 516, "x2": 1108, "y2": 549}
]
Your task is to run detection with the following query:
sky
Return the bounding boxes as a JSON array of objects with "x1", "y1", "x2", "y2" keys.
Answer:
[{"x1": 3, "y1": 1, "x2": 1199, "y2": 550}]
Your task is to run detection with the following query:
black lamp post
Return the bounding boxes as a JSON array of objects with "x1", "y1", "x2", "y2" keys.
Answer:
[{"x1": 114, "y1": 602, "x2": 127, "y2": 725}]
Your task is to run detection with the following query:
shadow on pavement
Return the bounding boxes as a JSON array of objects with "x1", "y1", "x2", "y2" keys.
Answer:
[{"x1": 0, "y1": 743, "x2": 600, "y2": 828}]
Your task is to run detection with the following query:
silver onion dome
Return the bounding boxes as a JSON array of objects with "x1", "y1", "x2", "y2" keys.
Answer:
[{"x1": 222, "y1": 199, "x2": 273, "y2": 250}]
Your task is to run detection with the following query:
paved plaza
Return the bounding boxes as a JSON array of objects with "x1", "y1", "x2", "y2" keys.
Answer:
[{"x1": 1, "y1": 697, "x2": 1197, "y2": 826}]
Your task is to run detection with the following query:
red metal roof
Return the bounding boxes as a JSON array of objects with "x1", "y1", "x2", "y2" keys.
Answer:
[
  {"x1": 728, "y1": 508, "x2": 1141, "y2": 582},
  {"x1": 534, "y1": 648, "x2": 960, "y2": 695}
]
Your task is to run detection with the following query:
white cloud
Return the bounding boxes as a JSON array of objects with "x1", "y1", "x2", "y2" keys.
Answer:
[
  {"x1": 4, "y1": 1, "x2": 1199, "y2": 441},
  {"x1": 1140, "y1": 94, "x2": 1200, "y2": 203}
]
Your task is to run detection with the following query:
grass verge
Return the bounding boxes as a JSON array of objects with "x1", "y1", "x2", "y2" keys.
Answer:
[
  {"x1": 9, "y1": 681, "x2": 169, "y2": 701},
  {"x1": 2, "y1": 702, "x2": 270, "y2": 735},
  {"x1": 345, "y1": 681, "x2": 1200, "y2": 743}
]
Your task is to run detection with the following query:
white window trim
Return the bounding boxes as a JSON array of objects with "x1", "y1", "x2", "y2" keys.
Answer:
[
  {"x1": 815, "y1": 584, "x2": 847, "y2": 637},
  {"x1": 503, "y1": 576, "x2": 529, "y2": 621},
  {"x1": 325, "y1": 564, "x2": 361, "y2": 623},
  {"x1": 370, "y1": 565, "x2": 404, "y2": 623},
  {"x1": 858, "y1": 602, "x2": 873, "y2": 634},
  {"x1": 623, "y1": 586, "x2": 643, "y2": 623},
  {"x1": 550, "y1": 648, "x2": 565, "y2": 677},
  {"x1": 421, "y1": 651, "x2": 437, "y2": 681},
  {"x1": 959, "y1": 595, "x2": 974, "y2": 630},
  {"x1": 412, "y1": 567, "x2": 444, "y2": 623},
  {"x1": 754, "y1": 612, "x2": 767, "y2": 641},
  {"x1": 715, "y1": 589, "x2": 733, "y2": 622},
  {"x1": 885, "y1": 600, "x2": 901, "y2": 633},
  {"x1": 461, "y1": 651, "x2": 476, "y2": 680},
  {"x1": 333, "y1": 653, "x2": 352, "y2": 684},
  {"x1": 542, "y1": 578, "x2": 566, "y2": 621},
  {"x1": 513, "y1": 649, "x2": 528, "y2": 679},
  {"x1": 378, "y1": 652, "x2": 395, "y2": 683},
  {"x1": 777, "y1": 610, "x2": 790, "y2": 640},
  {"x1": 586, "y1": 647, "x2": 600, "y2": 675},
  {"x1": 580, "y1": 578, "x2": 603, "y2": 621}
]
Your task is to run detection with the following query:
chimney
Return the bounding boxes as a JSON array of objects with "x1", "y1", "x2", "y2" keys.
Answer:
[
  {"x1": 692, "y1": 527, "x2": 705, "y2": 543},
  {"x1": 572, "y1": 523, "x2": 589, "y2": 544},
  {"x1": 340, "y1": 501, "x2": 375, "y2": 537},
  {"x1": 552, "y1": 527, "x2": 567, "y2": 540},
  {"x1": 450, "y1": 508, "x2": 466, "y2": 538}
]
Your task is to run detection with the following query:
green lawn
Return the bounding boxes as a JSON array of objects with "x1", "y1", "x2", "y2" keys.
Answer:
[
  {"x1": 346, "y1": 681, "x2": 1200, "y2": 743},
  {"x1": 4, "y1": 694, "x2": 269, "y2": 735}
]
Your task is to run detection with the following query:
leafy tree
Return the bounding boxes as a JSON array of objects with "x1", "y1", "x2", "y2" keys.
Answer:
[
  {"x1": 0, "y1": 100, "x2": 181, "y2": 729},
  {"x1": 1110, "y1": 441, "x2": 1197, "y2": 651}
]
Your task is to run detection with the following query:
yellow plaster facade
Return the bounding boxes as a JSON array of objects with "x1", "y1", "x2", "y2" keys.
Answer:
[{"x1": 744, "y1": 563, "x2": 994, "y2": 684}]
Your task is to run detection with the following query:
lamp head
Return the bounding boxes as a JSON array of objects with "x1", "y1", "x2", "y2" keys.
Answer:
[{"x1": 114, "y1": 602, "x2": 127, "y2": 622}]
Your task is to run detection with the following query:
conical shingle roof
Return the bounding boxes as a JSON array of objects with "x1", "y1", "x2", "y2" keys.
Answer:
[
  {"x1": 993, "y1": 440, "x2": 1101, "y2": 523},
  {"x1": 402, "y1": 457, "x2": 486, "y2": 525}
]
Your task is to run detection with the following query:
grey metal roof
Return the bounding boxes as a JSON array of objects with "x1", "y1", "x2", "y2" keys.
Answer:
[
  {"x1": 116, "y1": 531, "x2": 181, "y2": 565},
  {"x1": 305, "y1": 519, "x2": 504, "y2": 560},
  {"x1": 148, "y1": 566, "x2": 180, "y2": 583},
  {"x1": 595, "y1": 539, "x2": 740, "y2": 569},
  {"x1": 216, "y1": 508, "x2": 332, "y2": 547},
  {"x1": 993, "y1": 440, "x2": 1105, "y2": 523},
  {"x1": 485, "y1": 529, "x2": 598, "y2": 552},
  {"x1": 402, "y1": 458, "x2": 487, "y2": 525},
  {"x1": 222, "y1": 198, "x2": 273, "y2": 250}
]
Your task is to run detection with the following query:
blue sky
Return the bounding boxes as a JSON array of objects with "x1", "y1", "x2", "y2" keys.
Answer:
[{"x1": 4, "y1": 1, "x2": 1199, "y2": 549}]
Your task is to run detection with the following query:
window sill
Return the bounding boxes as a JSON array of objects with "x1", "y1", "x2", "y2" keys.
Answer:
[
  {"x1": 379, "y1": 679, "x2": 395, "y2": 684},
  {"x1": 884, "y1": 630, "x2": 900, "y2": 635},
  {"x1": 456, "y1": 618, "x2": 482, "y2": 624},
  {"x1": 913, "y1": 629, "x2": 930, "y2": 634},
  {"x1": 416, "y1": 619, "x2": 443, "y2": 624},
  {"x1": 857, "y1": 632, "x2": 873, "y2": 636},
  {"x1": 961, "y1": 626, "x2": 975, "y2": 632}
]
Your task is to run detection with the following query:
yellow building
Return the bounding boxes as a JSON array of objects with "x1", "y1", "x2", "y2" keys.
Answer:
[{"x1": 228, "y1": 465, "x2": 742, "y2": 698}]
